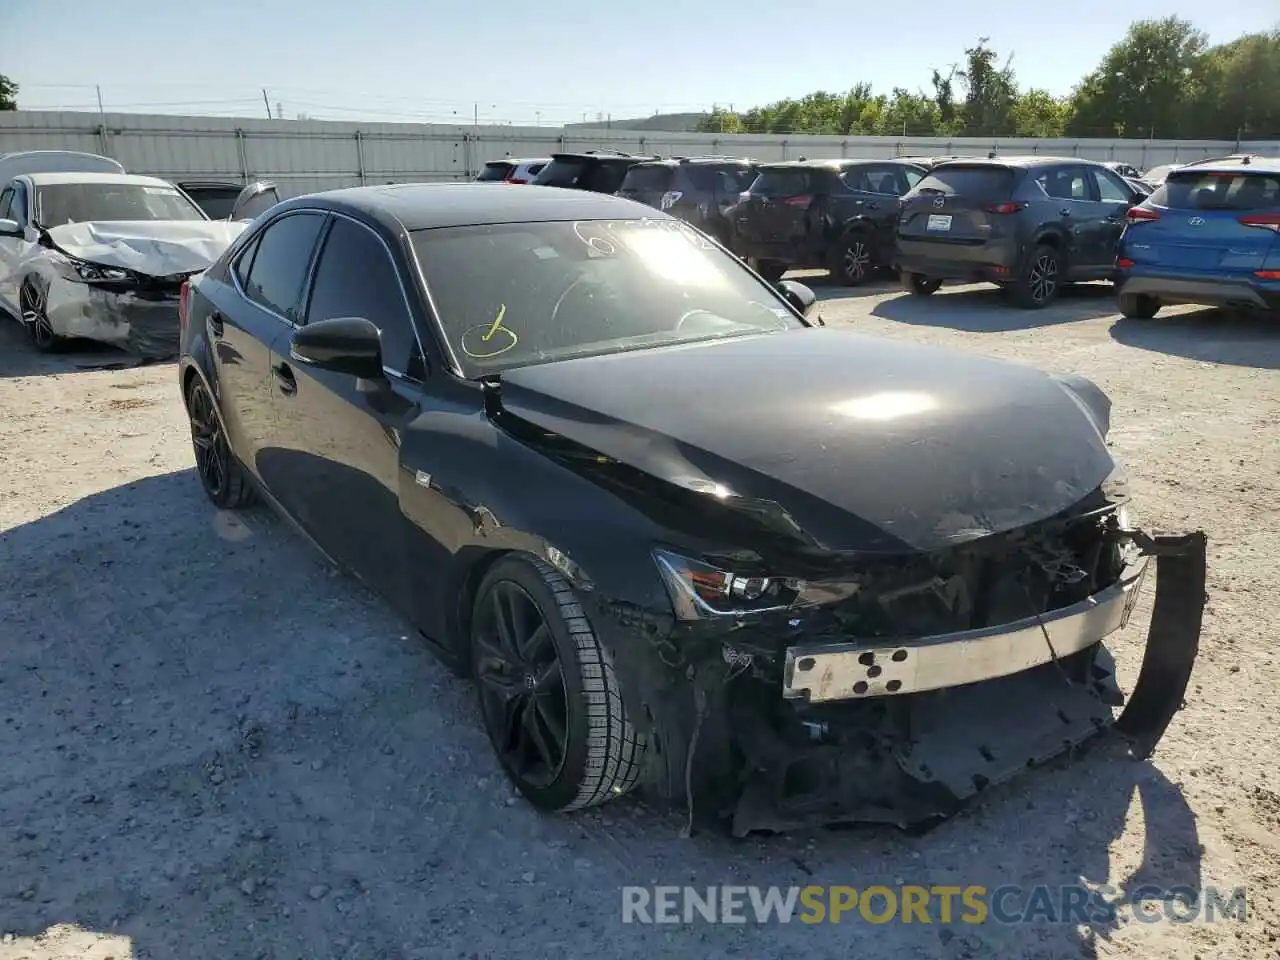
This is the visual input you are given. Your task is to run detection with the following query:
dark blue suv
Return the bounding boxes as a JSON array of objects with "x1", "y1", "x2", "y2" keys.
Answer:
[{"x1": 1115, "y1": 156, "x2": 1280, "y2": 319}]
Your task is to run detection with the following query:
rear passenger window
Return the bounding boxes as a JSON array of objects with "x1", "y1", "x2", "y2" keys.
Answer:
[
  {"x1": 306, "y1": 217, "x2": 422, "y2": 378},
  {"x1": 242, "y1": 213, "x2": 325, "y2": 322},
  {"x1": 1037, "y1": 168, "x2": 1089, "y2": 201},
  {"x1": 861, "y1": 167, "x2": 902, "y2": 195}
]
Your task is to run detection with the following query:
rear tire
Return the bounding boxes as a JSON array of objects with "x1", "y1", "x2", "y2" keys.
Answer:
[
  {"x1": 1011, "y1": 244, "x2": 1061, "y2": 309},
  {"x1": 834, "y1": 233, "x2": 873, "y2": 286},
  {"x1": 902, "y1": 271, "x2": 942, "y2": 296},
  {"x1": 185, "y1": 375, "x2": 255, "y2": 510},
  {"x1": 1118, "y1": 292, "x2": 1160, "y2": 320},
  {"x1": 748, "y1": 258, "x2": 786, "y2": 284},
  {"x1": 471, "y1": 555, "x2": 645, "y2": 812}
]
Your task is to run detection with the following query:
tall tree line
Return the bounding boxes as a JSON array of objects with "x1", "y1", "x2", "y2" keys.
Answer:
[{"x1": 694, "y1": 18, "x2": 1280, "y2": 140}]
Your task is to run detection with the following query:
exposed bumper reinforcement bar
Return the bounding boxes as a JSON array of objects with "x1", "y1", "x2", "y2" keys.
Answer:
[{"x1": 782, "y1": 556, "x2": 1150, "y2": 703}]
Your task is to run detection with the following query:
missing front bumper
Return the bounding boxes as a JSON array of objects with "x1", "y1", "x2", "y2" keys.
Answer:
[{"x1": 725, "y1": 531, "x2": 1207, "y2": 836}]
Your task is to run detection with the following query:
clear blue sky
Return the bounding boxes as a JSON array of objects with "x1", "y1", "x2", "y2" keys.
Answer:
[{"x1": 4, "y1": 0, "x2": 1276, "y2": 124}]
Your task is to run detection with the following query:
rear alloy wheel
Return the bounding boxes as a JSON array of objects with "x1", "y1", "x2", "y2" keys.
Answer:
[
  {"x1": 836, "y1": 234, "x2": 873, "y2": 286},
  {"x1": 471, "y1": 555, "x2": 645, "y2": 811},
  {"x1": 902, "y1": 271, "x2": 943, "y2": 296},
  {"x1": 185, "y1": 376, "x2": 254, "y2": 509},
  {"x1": 748, "y1": 257, "x2": 786, "y2": 284},
  {"x1": 1012, "y1": 245, "x2": 1061, "y2": 309},
  {"x1": 20, "y1": 279, "x2": 61, "y2": 353},
  {"x1": 1118, "y1": 292, "x2": 1160, "y2": 320}
]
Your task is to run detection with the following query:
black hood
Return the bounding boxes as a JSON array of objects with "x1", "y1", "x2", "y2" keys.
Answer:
[{"x1": 496, "y1": 328, "x2": 1116, "y2": 554}]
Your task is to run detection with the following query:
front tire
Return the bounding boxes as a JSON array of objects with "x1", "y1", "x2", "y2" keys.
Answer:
[
  {"x1": 1118, "y1": 292, "x2": 1160, "y2": 320},
  {"x1": 1011, "y1": 244, "x2": 1061, "y2": 309},
  {"x1": 185, "y1": 375, "x2": 255, "y2": 509},
  {"x1": 470, "y1": 555, "x2": 645, "y2": 811},
  {"x1": 20, "y1": 278, "x2": 63, "y2": 353}
]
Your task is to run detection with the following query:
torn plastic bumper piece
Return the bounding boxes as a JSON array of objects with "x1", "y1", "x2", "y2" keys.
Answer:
[
  {"x1": 727, "y1": 530, "x2": 1207, "y2": 837},
  {"x1": 46, "y1": 276, "x2": 183, "y2": 359}
]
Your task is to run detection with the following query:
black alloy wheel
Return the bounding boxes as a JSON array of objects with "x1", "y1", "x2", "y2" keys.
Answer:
[
  {"x1": 20, "y1": 279, "x2": 59, "y2": 352},
  {"x1": 470, "y1": 556, "x2": 645, "y2": 811},
  {"x1": 473, "y1": 578, "x2": 570, "y2": 791},
  {"x1": 186, "y1": 376, "x2": 254, "y2": 509}
]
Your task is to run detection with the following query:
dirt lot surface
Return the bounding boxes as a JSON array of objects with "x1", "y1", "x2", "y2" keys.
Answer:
[{"x1": 2, "y1": 278, "x2": 1279, "y2": 960}]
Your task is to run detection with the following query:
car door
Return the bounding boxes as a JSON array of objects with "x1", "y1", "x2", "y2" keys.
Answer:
[
  {"x1": 1033, "y1": 165, "x2": 1094, "y2": 273},
  {"x1": 213, "y1": 210, "x2": 327, "y2": 482},
  {"x1": 856, "y1": 163, "x2": 915, "y2": 254},
  {"x1": 1087, "y1": 166, "x2": 1137, "y2": 269},
  {"x1": 266, "y1": 213, "x2": 426, "y2": 613},
  {"x1": 0, "y1": 181, "x2": 33, "y2": 316}
]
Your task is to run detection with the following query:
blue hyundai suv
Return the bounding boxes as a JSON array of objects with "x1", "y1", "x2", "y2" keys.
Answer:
[{"x1": 1115, "y1": 156, "x2": 1280, "y2": 319}]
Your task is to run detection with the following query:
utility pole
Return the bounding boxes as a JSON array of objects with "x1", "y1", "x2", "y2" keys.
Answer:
[
  {"x1": 262, "y1": 89, "x2": 272, "y2": 119},
  {"x1": 95, "y1": 85, "x2": 106, "y2": 119}
]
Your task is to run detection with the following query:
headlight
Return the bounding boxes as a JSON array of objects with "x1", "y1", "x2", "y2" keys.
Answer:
[
  {"x1": 653, "y1": 548, "x2": 801, "y2": 621},
  {"x1": 53, "y1": 257, "x2": 132, "y2": 283}
]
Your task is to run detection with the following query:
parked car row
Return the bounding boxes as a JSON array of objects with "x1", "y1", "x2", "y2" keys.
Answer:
[{"x1": 0, "y1": 150, "x2": 278, "y2": 355}]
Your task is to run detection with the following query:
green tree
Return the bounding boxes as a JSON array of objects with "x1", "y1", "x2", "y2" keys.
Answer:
[
  {"x1": 1066, "y1": 17, "x2": 1209, "y2": 138},
  {"x1": 0, "y1": 75, "x2": 17, "y2": 111},
  {"x1": 930, "y1": 67, "x2": 959, "y2": 133},
  {"x1": 957, "y1": 39, "x2": 1018, "y2": 136},
  {"x1": 1013, "y1": 89, "x2": 1068, "y2": 137},
  {"x1": 878, "y1": 88, "x2": 941, "y2": 137},
  {"x1": 1198, "y1": 28, "x2": 1280, "y2": 138}
]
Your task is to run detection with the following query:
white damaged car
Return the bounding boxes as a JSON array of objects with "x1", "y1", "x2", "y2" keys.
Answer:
[{"x1": 0, "y1": 171, "x2": 249, "y2": 357}]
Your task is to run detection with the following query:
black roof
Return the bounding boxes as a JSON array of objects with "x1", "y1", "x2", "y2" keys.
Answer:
[{"x1": 281, "y1": 182, "x2": 664, "y2": 231}]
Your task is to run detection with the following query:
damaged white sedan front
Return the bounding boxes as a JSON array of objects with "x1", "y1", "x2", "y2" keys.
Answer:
[{"x1": 0, "y1": 172, "x2": 247, "y2": 357}]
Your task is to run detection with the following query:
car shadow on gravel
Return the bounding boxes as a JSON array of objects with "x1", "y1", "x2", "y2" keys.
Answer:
[
  {"x1": 1110, "y1": 308, "x2": 1280, "y2": 369},
  {"x1": 0, "y1": 468, "x2": 1204, "y2": 960},
  {"x1": 871, "y1": 282, "x2": 1119, "y2": 332},
  {"x1": 0, "y1": 317, "x2": 155, "y2": 378},
  {"x1": 796, "y1": 272, "x2": 902, "y2": 303}
]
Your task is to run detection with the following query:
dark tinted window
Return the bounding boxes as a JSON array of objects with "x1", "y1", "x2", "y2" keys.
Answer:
[
  {"x1": 749, "y1": 169, "x2": 811, "y2": 197},
  {"x1": 36, "y1": 182, "x2": 206, "y2": 226},
  {"x1": 1153, "y1": 171, "x2": 1280, "y2": 211},
  {"x1": 1035, "y1": 167, "x2": 1089, "y2": 201},
  {"x1": 477, "y1": 162, "x2": 514, "y2": 182},
  {"x1": 531, "y1": 158, "x2": 588, "y2": 188},
  {"x1": 863, "y1": 166, "x2": 904, "y2": 195},
  {"x1": 619, "y1": 165, "x2": 674, "y2": 191},
  {"x1": 525, "y1": 163, "x2": 546, "y2": 176},
  {"x1": 586, "y1": 162, "x2": 632, "y2": 194},
  {"x1": 684, "y1": 164, "x2": 756, "y2": 194},
  {"x1": 242, "y1": 212, "x2": 325, "y2": 322},
  {"x1": 912, "y1": 166, "x2": 1014, "y2": 198},
  {"x1": 182, "y1": 187, "x2": 240, "y2": 219},
  {"x1": 307, "y1": 217, "x2": 420, "y2": 377},
  {"x1": 233, "y1": 234, "x2": 260, "y2": 289}
]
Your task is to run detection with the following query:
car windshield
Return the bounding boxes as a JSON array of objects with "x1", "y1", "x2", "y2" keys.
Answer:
[
  {"x1": 912, "y1": 166, "x2": 1014, "y2": 198},
  {"x1": 748, "y1": 169, "x2": 810, "y2": 197},
  {"x1": 411, "y1": 218, "x2": 802, "y2": 377},
  {"x1": 619, "y1": 166, "x2": 673, "y2": 191},
  {"x1": 37, "y1": 182, "x2": 207, "y2": 226},
  {"x1": 688, "y1": 164, "x2": 758, "y2": 193},
  {"x1": 477, "y1": 162, "x2": 514, "y2": 182},
  {"x1": 1152, "y1": 171, "x2": 1280, "y2": 211},
  {"x1": 181, "y1": 188, "x2": 240, "y2": 219}
]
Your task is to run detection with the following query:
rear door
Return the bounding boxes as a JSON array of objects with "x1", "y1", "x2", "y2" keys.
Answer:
[
  {"x1": 738, "y1": 167, "x2": 813, "y2": 244},
  {"x1": 1086, "y1": 165, "x2": 1137, "y2": 266},
  {"x1": 1122, "y1": 169, "x2": 1280, "y2": 277},
  {"x1": 616, "y1": 164, "x2": 674, "y2": 208},
  {"x1": 209, "y1": 210, "x2": 327, "y2": 477},
  {"x1": 1029, "y1": 165, "x2": 1094, "y2": 268},
  {"x1": 898, "y1": 164, "x2": 1018, "y2": 246}
]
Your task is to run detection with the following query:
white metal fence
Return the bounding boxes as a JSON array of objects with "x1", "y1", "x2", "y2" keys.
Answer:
[{"x1": 1, "y1": 111, "x2": 1276, "y2": 199}]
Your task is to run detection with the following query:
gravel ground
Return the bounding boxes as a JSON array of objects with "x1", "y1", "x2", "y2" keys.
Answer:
[{"x1": 2, "y1": 278, "x2": 1278, "y2": 960}]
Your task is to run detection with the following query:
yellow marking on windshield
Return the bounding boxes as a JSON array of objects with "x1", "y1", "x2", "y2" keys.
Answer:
[{"x1": 483, "y1": 303, "x2": 507, "y2": 342}]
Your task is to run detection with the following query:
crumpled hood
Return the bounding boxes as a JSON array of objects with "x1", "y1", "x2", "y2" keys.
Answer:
[
  {"x1": 496, "y1": 328, "x2": 1117, "y2": 554},
  {"x1": 46, "y1": 219, "x2": 247, "y2": 276}
]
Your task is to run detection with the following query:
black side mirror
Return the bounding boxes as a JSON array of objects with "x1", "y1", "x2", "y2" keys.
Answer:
[
  {"x1": 777, "y1": 279, "x2": 816, "y2": 317},
  {"x1": 290, "y1": 316, "x2": 383, "y2": 379},
  {"x1": 0, "y1": 218, "x2": 20, "y2": 238}
]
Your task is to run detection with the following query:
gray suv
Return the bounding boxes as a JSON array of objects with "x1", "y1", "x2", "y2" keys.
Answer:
[{"x1": 895, "y1": 156, "x2": 1147, "y2": 308}]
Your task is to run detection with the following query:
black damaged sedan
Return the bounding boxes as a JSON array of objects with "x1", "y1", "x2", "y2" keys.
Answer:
[{"x1": 177, "y1": 183, "x2": 1205, "y2": 835}]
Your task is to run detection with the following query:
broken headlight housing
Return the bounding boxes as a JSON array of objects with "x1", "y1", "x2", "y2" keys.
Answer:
[
  {"x1": 52, "y1": 254, "x2": 133, "y2": 284},
  {"x1": 653, "y1": 548, "x2": 802, "y2": 621}
]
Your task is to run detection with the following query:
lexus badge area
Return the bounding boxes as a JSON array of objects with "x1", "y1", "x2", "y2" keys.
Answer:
[{"x1": 177, "y1": 183, "x2": 1205, "y2": 835}]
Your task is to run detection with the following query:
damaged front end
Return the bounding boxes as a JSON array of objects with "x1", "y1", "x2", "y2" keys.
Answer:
[
  {"x1": 641, "y1": 502, "x2": 1205, "y2": 836},
  {"x1": 42, "y1": 248, "x2": 197, "y2": 358}
]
